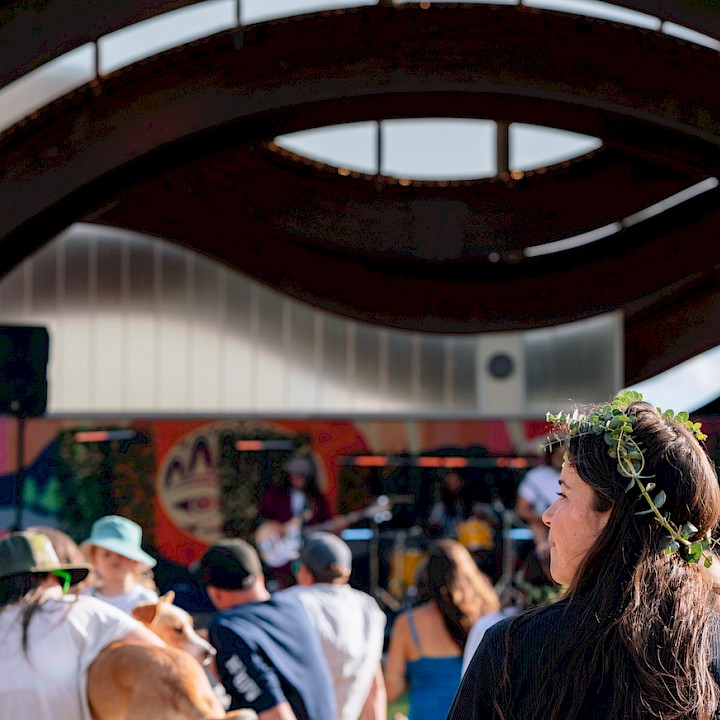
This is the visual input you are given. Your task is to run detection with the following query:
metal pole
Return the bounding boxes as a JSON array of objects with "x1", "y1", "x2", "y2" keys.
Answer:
[
  {"x1": 497, "y1": 121, "x2": 510, "y2": 176},
  {"x1": 13, "y1": 416, "x2": 26, "y2": 530},
  {"x1": 377, "y1": 121, "x2": 383, "y2": 175}
]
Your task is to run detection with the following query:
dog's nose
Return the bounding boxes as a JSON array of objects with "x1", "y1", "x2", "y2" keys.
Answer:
[{"x1": 201, "y1": 643, "x2": 216, "y2": 666}]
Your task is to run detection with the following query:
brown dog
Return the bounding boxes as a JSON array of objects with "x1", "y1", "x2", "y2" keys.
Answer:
[
  {"x1": 88, "y1": 592, "x2": 256, "y2": 720},
  {"x1": 131, "y1": 591, "x2": 216, "y2": 666}
]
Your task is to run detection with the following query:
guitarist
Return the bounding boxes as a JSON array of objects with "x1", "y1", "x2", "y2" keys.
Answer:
[{"x1": 257, "y1": 456, "x2": 343, "y2": 589}]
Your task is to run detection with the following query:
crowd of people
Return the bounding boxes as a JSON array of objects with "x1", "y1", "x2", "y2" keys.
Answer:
[{"x1": 2, "y1": 392, "x2": 720, "y2": 719}]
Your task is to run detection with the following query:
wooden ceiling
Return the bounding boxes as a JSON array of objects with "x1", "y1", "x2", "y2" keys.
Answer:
[{"x1": 1, "y1": 2, "x2": 720, "y2": 385}]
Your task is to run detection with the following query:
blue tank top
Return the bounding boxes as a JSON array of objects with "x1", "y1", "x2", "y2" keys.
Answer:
[{"x1": 406, "y1": 610, "x2": 464, "y2": 720}]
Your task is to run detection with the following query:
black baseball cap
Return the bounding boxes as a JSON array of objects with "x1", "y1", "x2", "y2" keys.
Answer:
[{"x1": 197, "y1": 538, "x2": 263, "y2": 590}]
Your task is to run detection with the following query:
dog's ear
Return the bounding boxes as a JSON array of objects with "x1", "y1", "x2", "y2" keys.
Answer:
[
  {"x1": 132, "y1": 602, "x2": 159, "y2": 625},
  {"x1": 159, "y1": 590, "x2": 175, "y2": 605}
]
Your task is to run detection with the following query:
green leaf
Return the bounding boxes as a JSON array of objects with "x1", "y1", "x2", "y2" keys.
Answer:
[
  {"x1": 625, "y1": 477, "x2": 636, "y2": 492},
  {"x1": 676, "y1": 411, "x2": 689, "y2": 423},
  {"x1": 662, "y1": 539, "x2": 680, "y2": 555},
  {"x1": 690, "y1": 542, "x2": 703, "y2": 562},
  {"x1": 653, "y1": 490, "x2": 666, "y2": 510},
  {"x1": 705, "y1": 556, "x2": 713, "y2": 568},
  {"x1": 615, "y1": 390, "x2": 642, "y2": 407}
]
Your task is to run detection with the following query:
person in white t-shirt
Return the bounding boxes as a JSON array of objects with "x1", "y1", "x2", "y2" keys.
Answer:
[
  {"x1": 514, "y1": 445, "x2": 563, "y2": 564},
  {"x1": 81, "y1": 515, "x2": 159, "y2": 614},
  {"x1": 0, "y1": 531, "x2": 164, "y2": 720},
  {"x1": 284, "y1": 531, "x2": 388, "y2": 720}
]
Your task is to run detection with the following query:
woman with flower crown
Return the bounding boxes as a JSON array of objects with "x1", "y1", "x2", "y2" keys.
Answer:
[{"x1": 448, "y1": 391, "x2": 720, "y2": 720}]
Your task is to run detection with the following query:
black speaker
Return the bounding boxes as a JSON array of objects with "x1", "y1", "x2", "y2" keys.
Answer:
[{"x1": 0, "y1": 326, "x2": 49, "y2": 417}]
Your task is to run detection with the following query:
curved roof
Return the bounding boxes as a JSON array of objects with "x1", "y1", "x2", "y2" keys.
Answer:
[{"x1": 1, "y1": 2, "x2": 720, "y2": 387}]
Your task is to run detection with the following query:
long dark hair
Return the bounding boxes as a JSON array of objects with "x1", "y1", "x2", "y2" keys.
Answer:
[
  {"x1": 422, "y1": 538, "x2": 500, "y2": 648},
  {"x1": 0, "y1": 573, "x2": 49, "y2": 654},
  {"x1": 282, "y1": 468, "x2": 324, "y2": 502},
  {"x1": 503, "y1": 400, "x2": 720, "y2": 719}
]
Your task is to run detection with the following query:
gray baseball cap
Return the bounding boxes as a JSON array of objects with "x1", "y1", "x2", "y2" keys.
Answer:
[{"x1": 300, "y1": 532, "x2": 352, "y2": 580}]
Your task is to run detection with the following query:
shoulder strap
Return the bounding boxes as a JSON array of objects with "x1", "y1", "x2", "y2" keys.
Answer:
[{"x1": 407, "y1": 610, "x2": 423, "y2": 652}]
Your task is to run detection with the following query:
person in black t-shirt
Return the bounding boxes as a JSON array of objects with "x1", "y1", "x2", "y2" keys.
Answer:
[
  {"x1": 450, "y1": 395, "x2": 720, "y2": 720},
  {"x1": 197, "y1": 538, "x2": 336, "y2": 720}
]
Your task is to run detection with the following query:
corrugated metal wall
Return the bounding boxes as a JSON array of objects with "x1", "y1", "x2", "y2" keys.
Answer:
[{"x1": 0, "y1": 223, "x2": 622, "y2": 417}]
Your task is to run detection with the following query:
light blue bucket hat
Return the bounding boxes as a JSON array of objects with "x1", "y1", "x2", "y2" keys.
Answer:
[{"x1": 81, "y1": 515, "x2": 156, "y2": 567}]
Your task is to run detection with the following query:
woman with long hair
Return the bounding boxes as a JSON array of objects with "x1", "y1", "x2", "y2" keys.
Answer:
[
  {"x1": 450, "y1": 391, "x2": 720, "y2": 720},
  {"x1": 384, "y1": 538, "x2": 501, "y2": 720}
]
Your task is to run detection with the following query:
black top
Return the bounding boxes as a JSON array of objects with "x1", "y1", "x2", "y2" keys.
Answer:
[
  {"x1": 448, "y1": 600, "x2": 720, "y2": 720},
  {"x1": 208, "y1": 592, "x2": 336, "y2": 720}
]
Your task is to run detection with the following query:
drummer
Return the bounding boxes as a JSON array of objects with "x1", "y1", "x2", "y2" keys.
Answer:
[{"x1": 426, "y1": 470, "x2": 498, "y2": 541}]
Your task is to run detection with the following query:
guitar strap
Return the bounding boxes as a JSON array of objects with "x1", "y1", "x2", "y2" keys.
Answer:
[{"x1": 290, "y1": 489, "x2": 308, "y2": 518}]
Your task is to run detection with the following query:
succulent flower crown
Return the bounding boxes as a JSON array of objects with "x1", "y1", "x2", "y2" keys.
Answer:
[{"x1": 544, "y1": 390, "x2": 713, "y2": 567}]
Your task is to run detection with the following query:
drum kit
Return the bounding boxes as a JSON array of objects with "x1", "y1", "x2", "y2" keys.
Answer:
[{"x1": 341, "y1": 494, "x2": 535, "y2": 609}]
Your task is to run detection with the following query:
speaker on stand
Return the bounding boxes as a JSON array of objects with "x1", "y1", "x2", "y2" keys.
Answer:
[{"x1": 0, "y1": 326, "x2": 50, "y2": 530}]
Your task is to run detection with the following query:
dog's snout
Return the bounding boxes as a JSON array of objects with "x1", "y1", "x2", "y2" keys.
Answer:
[
  {"x1": 201, "y1": 643, "x2": 216, "y2": 666},
  {"x1": 190, "y1": 631, "x2": 216, "y2": 666}
]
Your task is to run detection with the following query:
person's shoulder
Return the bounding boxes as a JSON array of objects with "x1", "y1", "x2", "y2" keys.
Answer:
[
  {"x1": 209, "y1": 602, "x2": 261, "y2": 639},
  {"x1": 470, "y1": 606, "x2": 518, "y2": 638},
  {"x1": 348, "y1": 584, "x2": 384, "y2": 607},
  {"x1": 270, "y1": 590, "x2": 317, "y2": 617},
  {"x1": 68, "y1": 593, "x2": 143, "y2": 627},
  {"x1": 70, "y1": 592, "x2": 120, "y2": 612},
  {"x1": 412, "y1": 600, "x2": 440, "y2": 619},
  {"x1": 328, "y1": 582, "x2": 377, "y2": 602},
  {"x1": 343, "y1": 584, "x2": 386, "y2": 620},
  {"x1": 390, "y1": 607, "x2": 411, "y2": 635},
  {"x1": 130, "y1": 584, "x2": 158, "y2": 602},
  {"x1": 211, "y1": 600, "x2": 257, "y2": 625},
  {"x1": 485, "y1": 601, "x2": 566, "y2": 650}
]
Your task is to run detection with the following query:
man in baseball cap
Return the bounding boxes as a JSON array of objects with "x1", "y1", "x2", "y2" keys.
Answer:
[
  {"x1": 286, "y1": 532, "x2": 388, "y2": 720},
  {"x1": 198, "y1": 538, "x2": 336, "y2": 720}
]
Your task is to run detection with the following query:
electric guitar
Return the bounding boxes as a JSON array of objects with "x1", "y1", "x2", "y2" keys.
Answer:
[{"x1": 254, "y1": 495, "x2": 392, "y2": 568}]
